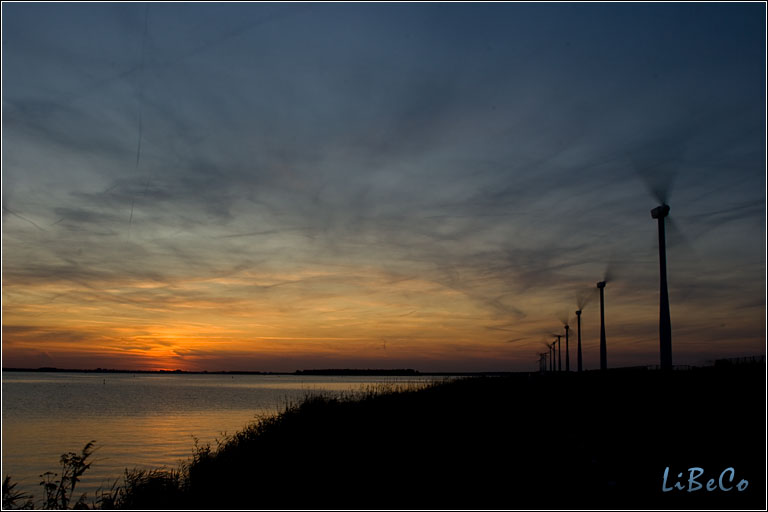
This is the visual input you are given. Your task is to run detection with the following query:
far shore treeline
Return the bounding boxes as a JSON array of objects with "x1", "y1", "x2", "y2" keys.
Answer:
[
  {"x1": 3, "y1": 358, "x2": 761, "y2": 376},
  {"x1": 1, "y1": 367, "x2": 432, "y2": 376},
  {"x1": 0, "y1": 367, "x2": 522, "y2": 377}
]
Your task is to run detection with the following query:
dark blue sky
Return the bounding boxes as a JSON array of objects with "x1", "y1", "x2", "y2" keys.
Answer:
[{"x1": 2, "y1": 2, "x2": 765, "y2": 371}]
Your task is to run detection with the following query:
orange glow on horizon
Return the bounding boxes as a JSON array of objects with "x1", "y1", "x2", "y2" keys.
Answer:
[{"x1": 2, "y1": 263, "x2": 764, "y2": 372}]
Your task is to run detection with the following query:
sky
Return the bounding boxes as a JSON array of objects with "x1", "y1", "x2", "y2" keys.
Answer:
[{"x1": 2, "y1": 2, "x2": 765, "y2": 372}]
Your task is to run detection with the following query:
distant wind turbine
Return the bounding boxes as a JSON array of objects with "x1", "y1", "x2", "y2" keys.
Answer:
[
  {"x1": 538, "y1": 352, "x2": 548, "y2": 373},
  {"x1": 574, "y1": 288, "x2": 593, "y2": 373},
  {"x1": 564, "y1": 323, "x2": 570, "y2": 372},
  {"x1": 551, "y1": 335, "x2": 563, "y2": 372},
  {"x1": 550, "y1": 341, "x2": 556, "y2": 372}
]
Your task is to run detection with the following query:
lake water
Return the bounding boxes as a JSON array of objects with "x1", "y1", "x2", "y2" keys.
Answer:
[{"x1": 1, "y1": 371, "x2": 438, "y2": 500}]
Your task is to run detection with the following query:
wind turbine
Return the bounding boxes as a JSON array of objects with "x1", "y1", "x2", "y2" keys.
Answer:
[
  {"x1": 574, "y1": 288, "x2": 593, "y2": 373},
  {"x1": 651, "y1": 203, "x2": 673, "y2": 370},
  {"x1": 564, "y1": 323, "x2": 570, "y2": 372},
  {"x1": 539, "y1": 352, "x2": 548, "y2": 373},
  {"x1": 575, "y1": 310, "x2": 583, "y2": 371},
  {"x1": 597, "y1": 281, "x2": 607, "y2": 370},
  {"x1": 548, "y1": 342, "x2": 554, "y2": 372},
  {"x1": 550, "y1": 341, "x2": 557, "y2": 372},
  {"x1": 632, "y1": 137, "x2": 687, "y2": 370},
  {"x1": 551, "y1": 334, "x2": 563, "y2": 371},
  {"x1": 549, "y1": 341, "x2": 555, "y2": 373}
]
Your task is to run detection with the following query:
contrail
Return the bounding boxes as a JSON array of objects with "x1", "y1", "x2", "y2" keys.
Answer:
[
  {"x1": 155, "y1": 4, "x2": 315, "y2": 69},
  {"x1": 128, "y1": 198, "x2": 135, "y2": 227},
  {"x1": 129, "y1": 4, "x2": 150, "y2": 231},
  {"x1": 3, "y1": 206, "x2": 45, "y2": 231},
  {"x1": 7, "y1": 4, "x2": 315, "y2": 124}
]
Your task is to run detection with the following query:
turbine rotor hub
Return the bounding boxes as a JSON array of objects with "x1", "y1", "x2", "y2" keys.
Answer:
[{"x1": 651, "y1": 204, "x2": 670, "y2": 219}]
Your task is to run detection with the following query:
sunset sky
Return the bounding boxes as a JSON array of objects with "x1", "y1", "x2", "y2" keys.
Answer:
[{"x1": 2, "y1": 2, "x2": 765, "y2": 372}]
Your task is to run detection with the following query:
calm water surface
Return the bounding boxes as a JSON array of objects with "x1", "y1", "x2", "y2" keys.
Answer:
[{"x1": 2, "y1": 372, "x2": 437, "y2": 499}]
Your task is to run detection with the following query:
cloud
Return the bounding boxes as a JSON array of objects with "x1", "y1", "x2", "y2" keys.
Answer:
[{"x1": 2, "y1": 3, "x2": 764, "y2": 371}]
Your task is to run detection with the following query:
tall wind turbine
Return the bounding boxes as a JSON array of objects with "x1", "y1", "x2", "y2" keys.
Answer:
[
  {"x1": 597, "y1": 281, "x2": 607, "y2": 370},
  {"x1": 651, "y1": 204, "x2": 673, "y2": 370},
  {"x1": 633, "y1": 137, "x2": 684, "y2": 370},
  {"x1": 575, "y1": 310, "x2": 583, "y2": 372}
]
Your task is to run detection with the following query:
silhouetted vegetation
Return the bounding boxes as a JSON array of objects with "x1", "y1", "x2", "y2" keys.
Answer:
[
  {"x1": 4, "y1": 364, "x2": 764, "y2": 509},
  {"x1": 3, "y1": 477, "x2": 33, "y2": 509},
  {"x1": 2, "y1": 441, "x2": 97, "y2": 509}
]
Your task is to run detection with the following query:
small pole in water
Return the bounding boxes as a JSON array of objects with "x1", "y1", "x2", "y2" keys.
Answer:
[{"x1": 103, "y1": 378, "x2": 106, "y2": 385}]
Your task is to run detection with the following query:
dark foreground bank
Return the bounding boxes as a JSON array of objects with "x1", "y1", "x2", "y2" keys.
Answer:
[{"x1": 4, "y1": 363, "x2": 765, "y2": 510}]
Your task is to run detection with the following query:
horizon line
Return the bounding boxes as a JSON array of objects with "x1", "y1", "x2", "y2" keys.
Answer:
[{"x1": 2, "y1": 355, "x2": 764, "y2": 376}]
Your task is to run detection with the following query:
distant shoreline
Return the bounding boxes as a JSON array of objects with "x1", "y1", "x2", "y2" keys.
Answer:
[
  {"x1": 3, "y1": 356, "x2": 762, "y2": 376},
  {"x1": 2, "y1": 354, "x2": 765, "y2": 377},
  {"x1": 0, "y1": 367, "x2": 515, "y2": 377}
]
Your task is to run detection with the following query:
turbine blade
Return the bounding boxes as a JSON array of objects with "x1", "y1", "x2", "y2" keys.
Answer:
[
  {"x1": 629, "y1": 137, "x2": 686, "y2": 204},
  {"x1": 666, "y1": 216, "x2": 698, "y2": 262},
  {"x1": 603, "y1": 263, "x2": 614, "y2": 284}
]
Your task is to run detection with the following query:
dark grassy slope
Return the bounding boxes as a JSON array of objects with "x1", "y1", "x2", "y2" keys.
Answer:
[{"x1": 124, "y1": 364, "x2": 765, "y2": 510}]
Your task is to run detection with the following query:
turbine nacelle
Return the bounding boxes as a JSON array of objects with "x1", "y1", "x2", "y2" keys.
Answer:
[
  {"x1": 651, "y1": 204, "x2": 670, "y2": 219},
  {"x1": 596, "y1": 281, "x2": 606, "y2": 289},
  {"x1": 575, "y1": 310, "x2": 582, "y2": 317}
]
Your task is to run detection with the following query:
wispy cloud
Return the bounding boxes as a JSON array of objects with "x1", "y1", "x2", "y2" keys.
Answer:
[{"x1": 2, "y1": 3, "x2": 764, "y2": 370}]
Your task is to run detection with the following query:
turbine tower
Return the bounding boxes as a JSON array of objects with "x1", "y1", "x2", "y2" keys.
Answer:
[
  {"x1": 549, "y1": 342, "x2": 555, "y2": 372},
  {"x1": 539, "y1": 352, "x2": 548, "y2": 373},
  {"x1": 554, "y1": 335, "x2": 562, "y2": 372},
  {"x1": 575, "y1": 310, "x2": 583, "y2": 372},
  {"x1": 597, "y1": 281, "x2": 607, "y2": 370},
  {"x1": 564, "y1": 323, "x2": 570, "y2": 372},
  {"x1": 651, "y1": 203, "x2": 673, "y2": 370}
]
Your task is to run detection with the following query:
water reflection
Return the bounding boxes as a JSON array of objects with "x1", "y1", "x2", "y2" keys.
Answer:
[{"x1": 2, "y1": 372, "x2": 436, "y2": 498}]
